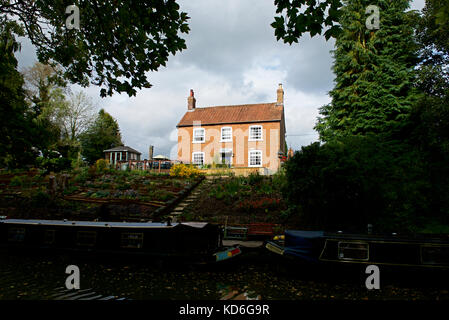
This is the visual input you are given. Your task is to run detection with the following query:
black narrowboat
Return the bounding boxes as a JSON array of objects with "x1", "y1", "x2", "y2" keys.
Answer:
[
  {"x1": 0, "y1": 218, "x2": 241, "y2": 264},
  {"x1": 265, "y1": 230, "x2": 449, "y2": 269}
]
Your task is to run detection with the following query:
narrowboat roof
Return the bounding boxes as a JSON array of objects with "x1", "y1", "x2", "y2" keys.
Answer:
[
  {"x1": 323, "y1": 231, "x2": 449, "y2": 243},
  {"x1": 283, "y1": 230, "x2": 449, "y2": 244},
  {"x1": 0, "y1": 219, "x2": 210, "y2": 229}
]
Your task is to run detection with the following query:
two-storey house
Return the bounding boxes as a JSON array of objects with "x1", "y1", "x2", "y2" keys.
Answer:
[{"x1": 176, "y1": 84, "x2": 286, "y2": 173}]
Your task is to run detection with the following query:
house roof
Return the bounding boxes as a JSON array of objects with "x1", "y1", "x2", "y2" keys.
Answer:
[
  {"x1": 103, "y1": 146, "x2": 141, "y2": 154},
  {"x1": 153, "y1": 155, "x2": 169, "y2": 160},
  {"x1": 177, "y1": 102, "x2": 284, "y2": 127}
]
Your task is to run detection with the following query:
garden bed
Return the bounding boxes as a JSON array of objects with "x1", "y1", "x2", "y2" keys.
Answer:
[
  {"x1": 178, "y1": 173, "x2": 301, "y2": 230},
  {"x1": 0, "y1": 168, "x2": 200, "y2": 222}
]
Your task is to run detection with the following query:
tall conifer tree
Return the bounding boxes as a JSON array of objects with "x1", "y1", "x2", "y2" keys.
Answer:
[{"x1": 315, "y1": 0, "x2": 420, "y2": 141}]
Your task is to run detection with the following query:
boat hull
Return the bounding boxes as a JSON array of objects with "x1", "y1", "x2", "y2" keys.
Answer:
[
  {"x1": 265, "y1": 230, "x2": 449, "y2": 269},
  {"x1": 0, "y1": 219, "x2": 241, "y2": 264}
]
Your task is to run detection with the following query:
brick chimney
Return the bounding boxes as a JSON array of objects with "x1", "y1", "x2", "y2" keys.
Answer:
[
  {"x1": 188, "y1": 89, "x2": 196, "y2": 110},
  {"x1": 277, "y1": 83, "x2": 284, "y2": 106}
]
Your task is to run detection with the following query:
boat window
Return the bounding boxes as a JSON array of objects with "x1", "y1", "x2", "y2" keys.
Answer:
[
  {"x1": 44, "y1": 230, "x2": 55, "y2": 245},
  {"x1": 8, "y1": 227, "x2": 25, "y2": 242},
  {"x1": 121, "y1": 233, "x2": 144, "y2": 249},
  {"x1": 338, "y1": 242, "x2": 369, "y2": 261},
  {"x1": 421, "y1": 245, "x2": 449, "y2": 266},
  {"x1": 76, "y1": 231, "x2": 97, "y2": 246}
]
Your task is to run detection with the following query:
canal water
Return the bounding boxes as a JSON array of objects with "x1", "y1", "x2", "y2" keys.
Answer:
[{"x1": 0, "y1": 251, "x2": 448, "y2": 300}]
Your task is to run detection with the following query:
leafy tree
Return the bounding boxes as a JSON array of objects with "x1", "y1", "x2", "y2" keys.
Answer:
[
  {"x1": 272, "y1": 0, "x2": 343, "y2": 43},
  {"x1": 55, "y1": 91, "x2": 97, "y2": 163},
  {"x1": 272, "y1": 0, "x2": 449, "y2": 47},
  {"x1": 22, "y1": 62, "x2": 67, "y2": 155},
  {"x1": 406, "y1": 0, "x2": 449, "y2": 223},
  {"x1": 275, "y1": 0, "x2": 449, "y2": 233},
  {"x1": 315, "y1": 0, "x2": 420, "y2": 141},
  {"x1": 56, "y1": 91, "x2": 97, "y2": 142},
  {"x1": 283, "y1": 137, "x2": 436, "y2": 233},
  {"x1": 80, "y1": 109, "x2": 123, "y2": 164},
  {"x1": 417, "y1": 0, "x2": 449, "y2": 51},
  {"x1": 0, "y1": 19, "x2": 36, "y2": 168},
  {"x1": 1, "y1": 0, "x2": 190, "y2": 97}
]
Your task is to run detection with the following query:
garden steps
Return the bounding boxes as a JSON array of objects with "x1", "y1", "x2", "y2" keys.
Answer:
[{"x1": 166, "y1": 178, "x2": 211, "y2": 221}]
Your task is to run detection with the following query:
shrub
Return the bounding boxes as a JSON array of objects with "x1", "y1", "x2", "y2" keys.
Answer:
[
  {"x1": 65, "y1": 186, "x2": 78, "y2": 195},
  {"x1": 30, "y1": 190, "x2": 52, "y2": 207},
  {"x1": 169, "y1": 164, "x2": 202, "y2": 178},
  {"x1": 247, "y1": 172, "x2": 263, "y2": 186},
  {"x1": 9, "y1": 175, "x2": 25, "y2": 187},
  {"x1": 87, "y1": 164, "x2": 97, "y2": 178},
  {"x1": 36, "y1": 150, "x2": 72, "y2": 173},
  {"x1": 96, "y1": 159, "x2": 109, "y2": 174}
]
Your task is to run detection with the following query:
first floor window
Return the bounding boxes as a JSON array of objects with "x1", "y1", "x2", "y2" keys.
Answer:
[
  {"x1": 193, "y1": 128, "x2": 205, "y2": 143},
  {"x1": 221, "y1": 127, "x2": 232, "y2": 142},
  {"x1": 249, "y1": 125, "x2": 262, "y2": 141},
  {"x1": 249, "y1": 150, "x2": 262, "y2": 167},
  {"x1": 192, "y1": 152, "x2": 204, "y2": 166}
]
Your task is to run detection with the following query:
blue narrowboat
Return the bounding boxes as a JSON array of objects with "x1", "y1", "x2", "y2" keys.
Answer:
[{"x1": 265, "y1": 230, "x2": 449, "y2": 269}]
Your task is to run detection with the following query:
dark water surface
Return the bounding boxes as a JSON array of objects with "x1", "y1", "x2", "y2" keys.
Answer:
[{"x1": 0, "y1": 251, "x2": 448, "y2": 300}]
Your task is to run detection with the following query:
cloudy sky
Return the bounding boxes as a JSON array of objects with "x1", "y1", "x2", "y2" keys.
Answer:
[{"x1": 15, "y1": 0, "x2": 425, "y2": 160}]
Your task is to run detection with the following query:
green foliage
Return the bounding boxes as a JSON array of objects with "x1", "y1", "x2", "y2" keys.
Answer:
[
  {"x1": 9, "y1": 175, "x2": 26, "y2": 187},
  {"x1": 73, "y1": 167, "x2": 89, "y2": 184},
  {"x1": 207, "y1": 175, "x2": 286, "y2": 211},
  {"x1": 36, "y1": 150, "x2": 72, "y2": 173},
  {"x1": 247, "y1": 172, "x2": 264, "y2": 186},
  {"x1": 63, "y1": 185, "x2": 79, "y2": 195},
  {"x1": 272, "y1": 0, "x2": 343, "y2": 43},
  {"x1": 1, "y1": 1, "x2": 190, "y2": 97},
  {"x1": 80, "y1": 109, "x2": 123, "y2": 164},
  {"x1": 273, "y1": 0, "x2": 448, "y2": 234},
  {"x1": 90, "y1": 190, "x2": 110, "y2": 199},
  {"x1": 30, "y1": 190, "x2": 52, "y2": 207},
  {"x1": 95, "y1": 159, "x2": 109, "y2": 174},
  {"x1": 416, "y1": 0, "x2": 449, "y2": 59},
  {"x1": 0, "y1": 18, "x2": 37, "y2": 168},
  {"x1": 316, "y1": 0, "x2": 419, "y2": 141},
  {"x1": 283, "y1": 136, "x2": 447, "y2": 233}
]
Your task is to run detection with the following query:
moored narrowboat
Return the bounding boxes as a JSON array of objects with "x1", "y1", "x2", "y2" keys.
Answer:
[
  {"x1": 0, "y1": 218, "x2": 241, "y2": 264},
  {"x1": 265, "y1": 230, "x2": 449, "y2": 269}
]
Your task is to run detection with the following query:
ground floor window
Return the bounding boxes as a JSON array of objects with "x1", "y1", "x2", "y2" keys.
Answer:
[
  {"x1": 192, "y1": 152, "x2": 205, "y2": 166},
  {"x1": 220, "y1": 148, "x2": 233, "y2": 166},
  {"x1": 249, "y1": 150, "x2": 262, "y2": 167}
]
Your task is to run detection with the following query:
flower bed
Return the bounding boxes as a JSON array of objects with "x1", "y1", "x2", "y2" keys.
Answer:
[{"x1": 179, "y1": 173, "x2": 295, "y2": 229}]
